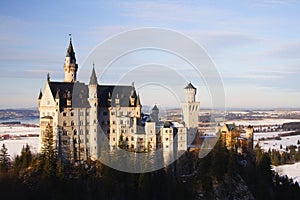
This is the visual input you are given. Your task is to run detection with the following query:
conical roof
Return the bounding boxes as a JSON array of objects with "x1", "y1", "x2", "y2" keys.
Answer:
[
  {"x1": 38, "y1": 90, "x2": 42, "y2": 100},
  {"x1": 184, "y1": 82, "x2": 196, "y2": 89},
  {"x1": 136, "y1": 94, "x2": 141, "y2": 106},
  {"x1": 66, "y1": 38, "x2": 76, "y2": 63},
  {"x1": 152, "y1": 105, "x2": 159, "y2": 111},
  {"x1": 89, "y1": 66, "x2": 98, "y2": 85}
]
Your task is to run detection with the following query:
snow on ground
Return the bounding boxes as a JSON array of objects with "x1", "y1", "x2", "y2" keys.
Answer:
[
  {"x1": 255, "y1": 135, "x2": 300, "y2": 151},
  {"x1": 0, "y1": 137, "x2": 39, "y2": 158},
  {"x1": 0, "y1": 125, "x2": 39, "y2": 136},
  {"x1": 273, "y1": 162, "x2": 300, "y2": 185},
  {"x1": 227, "y1": 119, "x2": 300, "y2": 126},
  {"x1": 0, "y1": 125, "x2": 40, "y2": 159}
]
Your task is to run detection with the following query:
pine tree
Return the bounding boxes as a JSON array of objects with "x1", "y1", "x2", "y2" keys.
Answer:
[
  {"x1": 40, "y1": 123, "x2": 57, "y2": 178},
  {"x1": 0, "y1": 144, "x2": 10, "y2": 173},
  {"x1": 20, "y1": 144, "x2": 33, "y2": 169}
]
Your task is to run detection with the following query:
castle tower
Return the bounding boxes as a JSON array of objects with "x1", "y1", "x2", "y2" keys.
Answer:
[
  {"x1": 180, "y1": 83, "x2": 200, "y2": 128},
  {"x1": 88, "y1": 66, "x2": 99, "y2": 160},
  {"x1": 151, "y1": 105, "x2": 159, "y2": 123},
  {"x1": 129, "y1": 82, "x2": 137, "y2": 106},
  {"x1": 64, "y1": 36, "x2": 78, "y2": 82},
  {"x1": 245, "y1": 125, "x2": 254, "y2": 150}
]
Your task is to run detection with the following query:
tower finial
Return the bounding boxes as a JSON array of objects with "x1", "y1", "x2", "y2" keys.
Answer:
[
  {"x1": 69, "y1": 33, "x2": 72, "y2": 42},
  {"x1": 47, "y1": 72, "x2": 50, "y2": 82}
]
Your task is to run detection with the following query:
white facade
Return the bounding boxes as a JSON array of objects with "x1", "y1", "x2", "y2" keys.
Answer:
[
  {"x1": 38, "y1": 38, "x2": 193, "y2": 163},
  {"x1": 180, "y1": 83, "x2": 200, "y2": 129}
]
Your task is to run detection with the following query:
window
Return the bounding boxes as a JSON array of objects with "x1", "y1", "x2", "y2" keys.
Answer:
[
  {"x1": 63, "y1": 121, "x2": 67, "y2": 126},
  {"x1": 71, "y1": 112, "x2": 74, "y2": 116},
  {"x1": 86, "y1": 112, "x2": 89, "y2": 116},
  {"x1": 126, "y1": 137, "x2": 128, "y2": 141},
  {"x1": 113, "y1": 137, "x2": 115, "y2": 141},
  {"x1": 63, "y1": 112, "x2": 66, "y2": 117},
  {"x1": 166, "y1": 145, "x2": 169, "y2": 148},
  {"x1": 111, "y1": 112, "x2": 115, "y2": 115},
  {"x1": 71, "y1": 121, "x2": 74, "y2": 126},
  {"x1": 166, "y1": 138, "x2": 169, "y2": 141},
  {"x1": 120, "y1": 120, "x2": 123, "y2": 124},
  {"x1": 112, "y1": 129, "x2": 115, "y2": 133},
  {"x1": 165, "y1": 130, "x2": 168, "y2": 133},
  {"x1": 131, "y1": 137, "x2": 134, "y2": 141}
]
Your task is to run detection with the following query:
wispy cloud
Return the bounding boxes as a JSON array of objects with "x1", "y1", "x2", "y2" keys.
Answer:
[
  {"x1": 117, "y1": 1, "x2": 230, "y2": 25},
  {"x1": 252, "y1": 0, "x2": 297, "y2": 7}
]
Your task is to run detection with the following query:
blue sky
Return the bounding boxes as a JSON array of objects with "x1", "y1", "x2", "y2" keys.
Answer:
[{"x1": 0, "y1": 0, "x2": 299, "y2": 109}]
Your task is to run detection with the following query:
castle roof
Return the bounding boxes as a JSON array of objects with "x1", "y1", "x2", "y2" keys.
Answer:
[
  {"x1": 66, "y1": 39, "x2": 76, "y2": 63},
  {"x1": 184, "y1": 82, "x2": 196, "y2": 89},
  {"x1": 89, "y1": 66, "x2": 98, "y2": 85},
  {"x1": 225, "y1": 123, "x2": 236, "y2": 131},
  {"x1": 152, "y1": 105, "x2": 159, "y2": 111},
  {"x1": 48, "y1": 82, "x2": 90, "y2": 112},
  {"x1": 48, "y1": 81, "x2": 139, "y2": 111},
  {"x1": 136, "y1": 94, "x2": 141, "y2": 106},
  {"x1": 38, "y1": 90, "x2": 42, "y2": 100}
]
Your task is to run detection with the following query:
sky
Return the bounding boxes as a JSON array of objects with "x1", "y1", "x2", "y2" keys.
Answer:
[{"x1": 0, "y1": 0, "x2": 299, "y2": 109}]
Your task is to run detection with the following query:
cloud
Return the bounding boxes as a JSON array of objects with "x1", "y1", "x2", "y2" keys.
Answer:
[
  {"x1": 117, "y1": 1, "x2": 229, "y2": 25},
  {"x1": 261, "y1": 42, "x2": 300, "y2": 59},
  {"x1": 252, "y1": 0, "x2": 297, "y2": 7}
]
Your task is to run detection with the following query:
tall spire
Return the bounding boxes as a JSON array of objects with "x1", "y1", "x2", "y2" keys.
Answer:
[
  {"x1": 66, "y1": 34, "x2": 76, "y2": 63},
  {"x1": 89, "y1": 64, "x2": 98, "y2": 85},
  {"x1": 38, "y1": 89, "x2": 42, "y2": 100},
  {"x1": 47, "y1": 73, "x2": 50, "y2": 82},
  {"x1": 136, "y1": 93, "x2": 141, "y2": 106},
  {"x1": 64, "y1": 34, "x2": 78, "y2": 82}
]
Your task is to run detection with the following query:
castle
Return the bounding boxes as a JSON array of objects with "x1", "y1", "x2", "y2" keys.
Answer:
[
  {"x1": 38, "y1": 38, "x2": 200, "y2": 163},
  {"x1": 220, "y1": 123, "x2": 254, "y2": 152}
]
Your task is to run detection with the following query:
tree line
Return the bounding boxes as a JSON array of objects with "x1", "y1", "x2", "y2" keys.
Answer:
[{"x1": 0, "y1": 125, "x2": 300, "y2": 199}]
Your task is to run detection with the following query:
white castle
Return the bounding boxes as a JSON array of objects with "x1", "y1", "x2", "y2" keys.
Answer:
[{"x1": 38, "y1": 38, "x2": 200, "y2": 163}]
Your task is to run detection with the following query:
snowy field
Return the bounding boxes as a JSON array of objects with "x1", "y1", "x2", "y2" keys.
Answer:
[
  {"x1": 0, "y1": 125, "x2": 40, "y2": 158},
  {"x1": 252, "y1": 131, "x2": 300, "y2": 151},
  {"x1": 227, "y1": 119, "x2": 300, "y2": 126},
  {"x1": 0, "y1": 137, "x2": 39, "y2": 158},
  {"x1": 273, "y1": 162, "x2": 300, "y2": 185}
]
